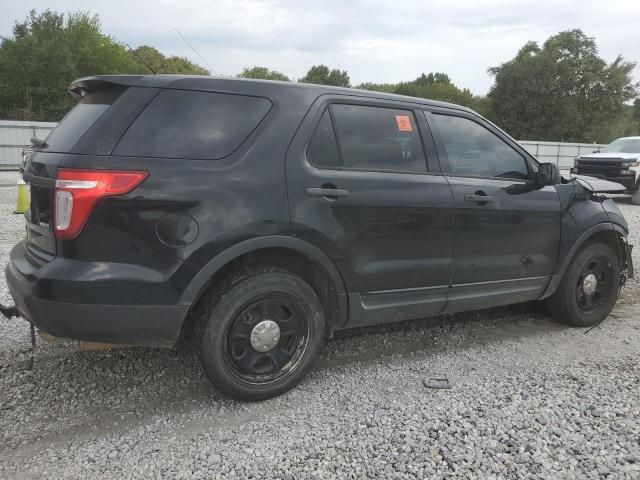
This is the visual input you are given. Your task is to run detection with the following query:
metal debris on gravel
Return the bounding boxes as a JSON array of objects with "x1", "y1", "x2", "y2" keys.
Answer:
[
  {"x1": 423, "y1": 376, "x2": 452, "y2": 390},
  {"x1": 0, "y1": 171, "x2": 639, "y2": 479}
]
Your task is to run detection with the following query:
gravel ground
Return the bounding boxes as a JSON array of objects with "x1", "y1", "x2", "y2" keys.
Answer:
[{"x1": 0, "y1": 170, "x2": 639, "y2": 479}]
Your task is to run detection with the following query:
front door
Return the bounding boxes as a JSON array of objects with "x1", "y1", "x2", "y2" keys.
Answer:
[
  {"x1": 426, "y1": 110, "x2": 561, "y2": 313},
  {"x1": 286, "y1": 97, "x2": 455, "y2": 326}
]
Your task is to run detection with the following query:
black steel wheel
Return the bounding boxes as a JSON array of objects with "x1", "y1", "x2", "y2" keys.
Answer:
[
  {"x1": 197, "y1": 269, "x2": 325, "y2": 401},
  {"x1": 546, "y1": 242, "x2": 620, "y2": 327},
  {"x1": 574, "y1": 256, "x2": 616, "y2": 313},
  {"x1": 223, "y1": 294, "x2": 309, "y2": 384}
]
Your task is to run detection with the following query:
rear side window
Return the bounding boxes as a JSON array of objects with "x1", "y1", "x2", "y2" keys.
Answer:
[
  {"x1": 44, "y1": 86, "x2": 125, "y2": 153},
  {"x1": 114, "y1": 90, "x2": 272, "y2": 160},
  {"x1": 308, "y1": 104, "x2": 427, "y2": 173}
]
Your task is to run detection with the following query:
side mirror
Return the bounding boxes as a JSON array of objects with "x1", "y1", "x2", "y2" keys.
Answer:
[{"x1": 536, "y1": 162, "x2": 560, "y2": 186}]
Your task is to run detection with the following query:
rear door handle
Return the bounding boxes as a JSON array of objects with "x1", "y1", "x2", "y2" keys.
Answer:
[
  {"x1": 305, "y1": 187, "x2": 350, "y2": 199},
  {"x1": 464, "y1": 194, "x2": 494, "y2": 203}
]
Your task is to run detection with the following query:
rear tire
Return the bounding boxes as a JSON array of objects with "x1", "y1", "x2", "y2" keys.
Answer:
[
  {"x1": 546, "y1": 242, "x2": 620, "y2": 327},
  {"x1": 196, "y1": 269, "x2": 325, "y2": 401}
]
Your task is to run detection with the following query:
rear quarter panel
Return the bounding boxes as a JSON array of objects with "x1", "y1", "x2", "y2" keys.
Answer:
[{"x1": 24, "y1": 83, "x2": 321, "y2": 307}]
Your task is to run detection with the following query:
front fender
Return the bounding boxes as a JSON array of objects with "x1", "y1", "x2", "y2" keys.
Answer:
[{"x1": 541, "y1": 221, "x2": 628, "y2": 299}]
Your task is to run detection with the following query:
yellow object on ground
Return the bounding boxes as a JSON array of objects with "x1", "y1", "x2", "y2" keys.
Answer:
[{"x1": 14, "y1": 177, "x2": 29, "y2": 214}]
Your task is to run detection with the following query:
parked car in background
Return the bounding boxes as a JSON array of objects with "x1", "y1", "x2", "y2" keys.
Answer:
[
  {"x1": 571, "y1": 137, "x2": 640, "y2": 204},
  {"x1": 4, "y1": 75, "x2": 635, "y2": 401}
]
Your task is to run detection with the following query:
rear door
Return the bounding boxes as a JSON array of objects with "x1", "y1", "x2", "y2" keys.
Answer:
[
  {"x1": 426, "y1": 109, "x2": 561, "y2": 313},
  {"x1": 286, "y1": 96, "x2": 455, "y2": 327}
]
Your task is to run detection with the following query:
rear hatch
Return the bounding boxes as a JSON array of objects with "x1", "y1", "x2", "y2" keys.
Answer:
[{"x1": 22, "y1": 78, "x2": 155, "y2": 262}]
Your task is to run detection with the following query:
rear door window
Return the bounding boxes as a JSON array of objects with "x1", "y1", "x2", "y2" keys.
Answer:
[
  {"x1": 44, "y1": 86, "x2": 126, "y2": 153},
  {"x1": 307, "y1": 110, "x2": 341, "y2": 168},
  {"x1": 312, "y1": 104, "x2": 427, "y2": 173},
  {"x1": 113, "y1": 89, "x2": 272, "y2": 159}
]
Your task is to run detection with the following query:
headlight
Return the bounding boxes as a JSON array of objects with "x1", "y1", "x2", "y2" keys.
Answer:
[
  {"x1": 574, "y1": 159, "x2": 580, "y2": 166},
  {"x1": 627, "y1": 161, "x2": 639, "y2": 168}
]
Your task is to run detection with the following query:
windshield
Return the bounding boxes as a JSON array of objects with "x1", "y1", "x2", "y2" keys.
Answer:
[{"x1": 601, "y1": 138, "x2": 640, "y2": 153}]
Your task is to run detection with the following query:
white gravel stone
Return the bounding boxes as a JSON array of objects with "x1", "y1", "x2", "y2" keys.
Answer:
[{"x1": 0, "y1": 170, "x2": 639, "y2": 479}]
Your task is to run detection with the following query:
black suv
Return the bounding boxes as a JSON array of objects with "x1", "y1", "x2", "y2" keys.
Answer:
[{"x1": 5, "y1": 75, "x2": 634, "y2": 401}]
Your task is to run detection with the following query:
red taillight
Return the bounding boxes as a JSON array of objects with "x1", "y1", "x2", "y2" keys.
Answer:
[{"x1": 54, "y1": 169, "x2": 148, "y2": 239}]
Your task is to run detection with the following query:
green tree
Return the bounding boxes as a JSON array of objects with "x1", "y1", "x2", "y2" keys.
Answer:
[
  {"x1": 299, "y1": 65, "x2": 350, "y2": 87},
  {"x1": 600, "y1": 104, "x2": 638, "y2": 139},
  {"x1": 356, "y1": 73, "x2": 488, "y2": 114},
  {"x1": 129, "y1": 46, "x2": 209, "y2": 75},
  {"x1": 486, "y1": 30, "x2": 638, "y2": 142},
  {"x1": 633, "y1": 98, "x2": 640, "y2": 133},
  {"x1": 356, "y1": 82, "x2": 397, "y2": 93},
  {"x1": 0, "y1": 10, "x2": 146, "y2": 121},
  {"x1": 395, "y1": 72, "x2": 477, "y2": 107},
  {"x1": 238, "y1": 66, "x2": 290, "y2": 81}
]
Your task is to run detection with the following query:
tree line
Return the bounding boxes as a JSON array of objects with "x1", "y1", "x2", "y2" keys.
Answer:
[{"x1": 1, "y1": 10, "x2": 638, "y2": 143}]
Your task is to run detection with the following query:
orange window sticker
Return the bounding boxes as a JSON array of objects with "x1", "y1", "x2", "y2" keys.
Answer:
[{"x1": 395, "y1": 115, "x2": 413, "y2": 132}]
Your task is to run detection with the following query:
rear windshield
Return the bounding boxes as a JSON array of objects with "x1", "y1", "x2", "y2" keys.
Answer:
[
  {"x1": 43, "y1": 86, "x2": 126, "y2": 153},
  {"x1": 113, "y1": 89, "x2": 272, "y2": 160}
]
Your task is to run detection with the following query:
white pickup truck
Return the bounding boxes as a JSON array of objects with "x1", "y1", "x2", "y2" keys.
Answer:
[{"x1": 571, "y1": 136, "x2": 640, "y2": 205}]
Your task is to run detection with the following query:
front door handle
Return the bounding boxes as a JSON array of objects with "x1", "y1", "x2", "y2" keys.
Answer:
[
  {"x1": 305, "y1": 187, "x2": 350, "y2": 199},
  {"x1": 464, "y1": 193, "x2": 494, "y2": 204}
]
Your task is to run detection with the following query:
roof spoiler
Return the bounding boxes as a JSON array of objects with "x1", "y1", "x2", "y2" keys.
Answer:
[{"x1": 68, "y1": 75, "x2": 146, "y2": 99}]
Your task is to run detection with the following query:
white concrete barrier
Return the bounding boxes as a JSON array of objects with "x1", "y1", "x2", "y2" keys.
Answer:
[
  {"x1": 0, "y1": 120, "x2": 57, "y2": 169},
  {"x1": 518, "y1": 140, "x2": 605, "y2": 169}
]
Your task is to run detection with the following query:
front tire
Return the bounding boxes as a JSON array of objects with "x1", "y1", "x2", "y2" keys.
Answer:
[
  {"x1": 546, "y1": 242, "x2": 620, "y2": 327},
  {"x1": 197, "y1": 269, "x2": 325, "y2": 401}
]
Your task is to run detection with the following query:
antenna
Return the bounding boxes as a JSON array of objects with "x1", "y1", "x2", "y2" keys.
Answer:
[
  {"x1": 126, "y1": 43, "x2": 156, "y2": 74},
  {"x1": 174, "y1": 28, "x2": 214, "y2": 74}
]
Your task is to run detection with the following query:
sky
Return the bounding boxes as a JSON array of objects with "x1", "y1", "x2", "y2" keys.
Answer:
[{"x1": 1, "y1": 0, "x2": 639, "y2": 95}]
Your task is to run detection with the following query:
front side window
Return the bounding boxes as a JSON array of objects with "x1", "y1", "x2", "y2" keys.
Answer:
[
  {"x1": 307, "y1": 104, "x2": 427, "y2": 173},
  {"x1": 431, "y1": 114, "x2": 529, "y2": 180},
  {"x1": 114, "y1": 89, "x2": 271, "y2": 159}
]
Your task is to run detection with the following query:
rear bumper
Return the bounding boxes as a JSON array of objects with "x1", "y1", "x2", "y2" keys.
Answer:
[{"x1": 6, "y1": 242, "x2": 189, "y2": 346}]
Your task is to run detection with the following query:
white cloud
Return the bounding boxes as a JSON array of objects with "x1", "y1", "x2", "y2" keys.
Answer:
[{"x1": 0, "y1": 0, "x2": 638, "y2": 94}]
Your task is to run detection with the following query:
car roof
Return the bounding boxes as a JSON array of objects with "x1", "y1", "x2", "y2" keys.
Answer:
[
  {"x1": 613, "y1": 136, "x2": 640, "y2": 141},
  {"x1": 69, "y1": 74, "x2": 475, "y2": 114}
]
